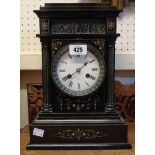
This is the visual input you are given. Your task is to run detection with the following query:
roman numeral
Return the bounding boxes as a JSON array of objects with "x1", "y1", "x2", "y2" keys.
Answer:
[
  {"x1": 85, "y1": 52, "x2": 88, "y2": 58},
  {"x1": 59, "y1": 69, "x2": 66, "y2": 72},
  {"x1": 92, "y1": 68, "x2": 98, "y2": 71},
  {"x1": 89, "y1": 59, "x2": 95, "y2": 63},
  {"x1": 90, "y1": 75, "x2": 96, "y2": 80},
  {"x1": 68, "y1": 53, "x2": 72, "y2": 59},
  {"x1": 60, "y1": 60, "x2": 67, "y2": 64},
  {"x1": 78, "y1": 83, "x2": 80, "y2": 90},
  {"x1": 68, "y1": 81, "x2": 73, "y2": 88},
  {"x1": 85, "y1": 81, "x2": 89, "y2": 87}
]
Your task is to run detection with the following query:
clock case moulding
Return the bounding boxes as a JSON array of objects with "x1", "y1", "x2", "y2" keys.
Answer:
[{"x1": 26, "y1": 2, "x2": 132, "y2": 149}]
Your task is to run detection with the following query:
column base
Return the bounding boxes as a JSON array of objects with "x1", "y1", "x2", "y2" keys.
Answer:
[
  {"x1": 105, "y1": 104, "x2": 117, "y2": 113},
  {"x1": 43, "y1": 105, "x2": 52, "y2": 112}
]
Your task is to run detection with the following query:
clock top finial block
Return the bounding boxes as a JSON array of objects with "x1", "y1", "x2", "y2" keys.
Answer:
[{"x1": 34, "y1": 3, "x2": 122, "y2": 17}]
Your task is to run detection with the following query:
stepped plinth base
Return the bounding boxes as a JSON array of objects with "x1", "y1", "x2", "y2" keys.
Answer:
[{"x1": 27, "y1": 112, "x2": 132, "y2": 150}]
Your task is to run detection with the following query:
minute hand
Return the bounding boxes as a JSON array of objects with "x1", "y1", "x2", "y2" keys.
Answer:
[
  {"x1": 80, "y1": 59, "x2": 95, "y2": 70},
  {"x1": 79, "y1": 61, "x2": 89, "y2": 70}
]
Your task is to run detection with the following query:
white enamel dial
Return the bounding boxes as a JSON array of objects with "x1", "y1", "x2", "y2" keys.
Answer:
[{"x1": 52, "y1": 44, "x2": 105, "y2": 96}]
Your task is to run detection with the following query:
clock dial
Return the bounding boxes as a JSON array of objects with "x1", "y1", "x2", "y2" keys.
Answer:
[{"x1": 52, "y1": 44, "x2": 105, "y2": 96}]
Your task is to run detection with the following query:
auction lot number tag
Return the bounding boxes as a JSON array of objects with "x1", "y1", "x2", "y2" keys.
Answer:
[{"x1": 69, "y1": 44, "x2": 87, "y2": 55}]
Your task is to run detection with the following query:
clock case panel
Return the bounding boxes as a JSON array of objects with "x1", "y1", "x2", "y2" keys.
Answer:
[
  {"x1": 51, "y1": 39, "x2": 107, "y2": 113},
  {"x1": 27, "y1": 3, "x2": 132, "y2": 149}
]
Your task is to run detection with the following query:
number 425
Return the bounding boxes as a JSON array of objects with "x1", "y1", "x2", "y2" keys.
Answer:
[{"x1": 73, "y1": 47, "x2": 83, "y2": 52}]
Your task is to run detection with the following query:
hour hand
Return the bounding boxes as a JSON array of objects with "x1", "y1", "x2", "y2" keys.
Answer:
[{"x1": 62, "y1": 74, "x2": 72, "y2": 82}]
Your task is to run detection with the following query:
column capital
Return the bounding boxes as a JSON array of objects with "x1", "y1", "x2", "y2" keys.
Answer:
[
  {"x1": 107, "y1": 38, "x2": 116, "y2": 44},
  {"x1": 40, "y1": 37, "x2": 51, "y2": 44}
]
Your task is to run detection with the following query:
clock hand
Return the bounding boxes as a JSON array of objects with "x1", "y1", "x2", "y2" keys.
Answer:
[
  {"x1": 62, "y1": 59, "x2": 95, "y2": 82},
  {"x1": 62, "y1": 74, "x2": 72, "y2": 82},
  {"x1": 82, "y1": 59, "x2": 95, "y2": 68},
  {"x1": 62, "y1": 71, "x2": 78, "y2": 82},
  {"x1": 80, "y1": 61, "x2": 89, "y2": 69},
  {"x1": 77, "y1": 59, "x2": 95, "y2": 72}
]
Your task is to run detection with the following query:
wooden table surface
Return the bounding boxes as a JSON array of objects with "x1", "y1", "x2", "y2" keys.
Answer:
[{"x1": 20, "y1": 123, "x2": 135, "y2": 155}]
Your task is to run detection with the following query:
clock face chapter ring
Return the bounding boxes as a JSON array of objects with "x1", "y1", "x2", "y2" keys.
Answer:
[{"x1": 51, "y1": 43, "x2": 106, "y2": 97}]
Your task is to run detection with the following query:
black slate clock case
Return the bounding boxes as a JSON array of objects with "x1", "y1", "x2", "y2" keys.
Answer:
[{"x1": 27, "y1": 3, "x2": 132, "y2": 149}]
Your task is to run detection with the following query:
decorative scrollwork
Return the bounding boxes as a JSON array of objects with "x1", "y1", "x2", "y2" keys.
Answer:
[
  {"x1": 88, "y1": 94, "x2": 99, "y2": 111},
  {"x1": 51, "y1": 40, "x2": 63, "y2": 55},
  {"x1": 107, "y1": 18, "x2": 115, "y2": 33},
  {"x1": 27, "y1": 84, "x2": 43, "y2": 123},
  {"x1": 124, "y1": 95, "x2": 135, "y2": 119},
  {"x1": 53, "y1": 128, "x2": 107, "y2": 141},
  {"x1": 115, "y1": 81, "x2": 135, "y2": 121},
  {"x1": 92, "y1": 40, "x2": 105, "y2": 52},
  {"x1": 57, "y1": 95, "x2": 66, "y2": 112},
  {"x1": 89, "y1": 94, "x2": 99, "y2": 101},
  {"x1": 116, "y1": 95, "x2": 135, "y2": 121},
  {"x1": 40, "y1": 18, "x2": 49, "y2": 34},
  {"x1": 51, "y1": 20, "x2": 106, "y2": 34},
  {"x1": 56, "y1": 91, "x2": 96, "y2": 112}
]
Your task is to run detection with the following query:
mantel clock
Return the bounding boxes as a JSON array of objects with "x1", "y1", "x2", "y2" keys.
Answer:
[{"x1": 27, "y1": 2, "x2": 132, "y2": 149}]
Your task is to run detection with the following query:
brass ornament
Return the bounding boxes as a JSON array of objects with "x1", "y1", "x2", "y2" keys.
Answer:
[{"x1": 53, "y1": 128, "x2": 108, "y2": 141}]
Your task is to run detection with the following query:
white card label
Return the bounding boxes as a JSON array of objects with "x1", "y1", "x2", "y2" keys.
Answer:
[
  {"x1": 69, "y1": 44, "x2": 87, "y2": 55},
  {"x1": 33, "y1": 128, "x2": 44, "y2": 137}
]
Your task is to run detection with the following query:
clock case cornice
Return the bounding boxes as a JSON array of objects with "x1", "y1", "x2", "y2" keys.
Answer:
[
  {"x1": 34, "y1": 3, "x2": 122, "y2": 37},
  {"x1": 36, "y1": 34, "x2": 120, "y2": 39}
]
